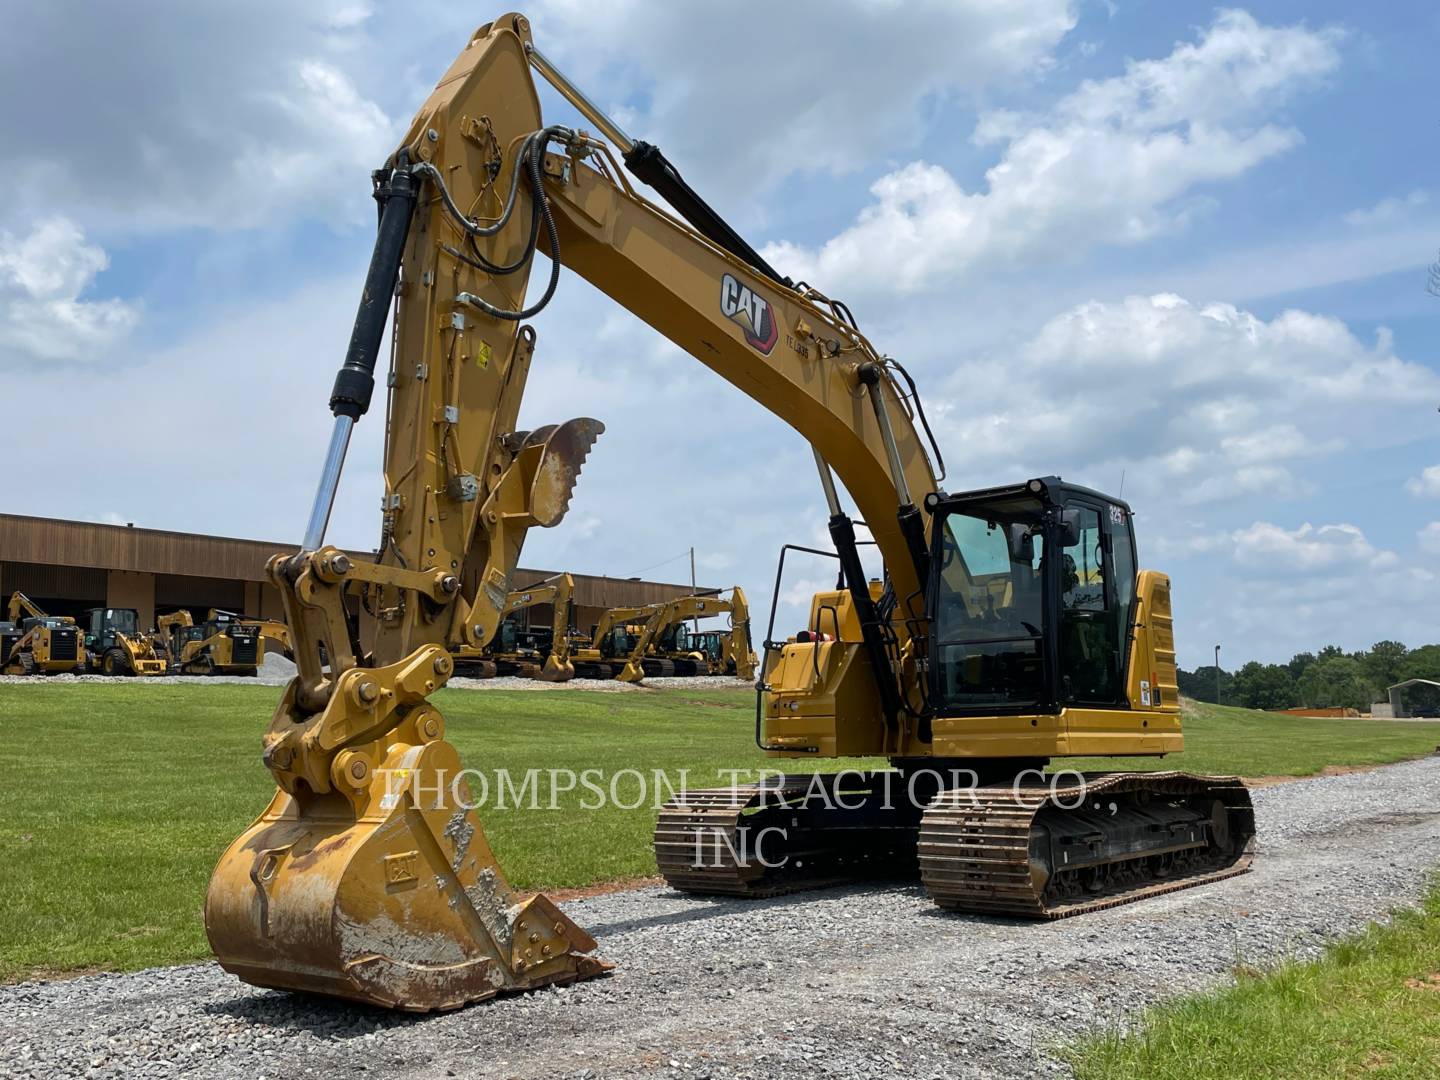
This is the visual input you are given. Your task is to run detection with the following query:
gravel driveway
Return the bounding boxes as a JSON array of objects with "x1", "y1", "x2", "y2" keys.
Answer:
[{"x1": 4, "y1": 757, "x2": 1439, "y2": 1080}]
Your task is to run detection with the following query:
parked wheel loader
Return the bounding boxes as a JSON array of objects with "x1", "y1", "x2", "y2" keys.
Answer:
[
  {"x1": 81, "y1": 607, "x2": 168, "y2": 676},
  {"x1": 0, "y1": 593, "x2": 82, "y2": 675},
  {"x1": 157, "y1": 610, "x2": 264, "y2": 676},
  {"x1": 206, "y1": 12, "x2": 1253, "y2": 1013}
]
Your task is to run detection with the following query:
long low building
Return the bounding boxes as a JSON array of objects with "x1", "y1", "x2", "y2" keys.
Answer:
[{"x1": 0, "y1": 513, "x2": 704, "y2": 636}]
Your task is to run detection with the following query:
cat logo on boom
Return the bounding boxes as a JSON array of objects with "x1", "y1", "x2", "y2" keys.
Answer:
[{"x1": 719, "y1": 273, "x2": 778, "y2": 355}]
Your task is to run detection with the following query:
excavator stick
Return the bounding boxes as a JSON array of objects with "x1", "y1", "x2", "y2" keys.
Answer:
[{"x1": 206, "y1": 17, "x2": 610, "y2": 1009}]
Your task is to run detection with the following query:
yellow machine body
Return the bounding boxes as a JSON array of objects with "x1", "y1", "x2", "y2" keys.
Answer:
[
  {"x1": 456, "y1": 572, "x2": 576, "y2": 680},
  {"x1": 615, "y1": 586, "x2": 757, "y2": 683},
  {"x1": 81, "y1": 606, "x2": 168, "y2": 676},
  {"x1": 1, "y1": 593, "x2": 82, "y2": 675},
  {"x1": 158, "y1": 610, "x2": 267, "y2": 676},
  {"x1": 763, "y1": 571, "x2": 1181, "y2": 759},
  {"x1": 206, "y1": 12, "x2": 1224, "y2": 1014}
]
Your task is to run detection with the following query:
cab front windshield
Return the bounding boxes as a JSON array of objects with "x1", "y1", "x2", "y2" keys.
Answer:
[
  {"x1": 107, "y1": 609, "x2": 139, "y2": 636},
  {"x1": 933, "y1": 503, "x2": 1047, "y2": 710}
]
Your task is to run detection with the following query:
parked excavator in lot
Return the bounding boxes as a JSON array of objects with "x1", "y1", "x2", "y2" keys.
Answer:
[
  {"x1": 82, "y1": 607, "x2": 167, "y2": 676},
  {"x1": 0, "y1": 593, "x2": 82, "y2": 675},
  {"x1": 453, "y1": 572, "x2": 577, "y2": 680},
  {"x1": 647, "y1": 588, "x2": 755, "y2": 680},
  {"x1": 574, "y1": 587, "x2": 755, "y2": 681},
  {"x1": 157, "y1": 610, "x2": 264, "y2": 676},
  {"x1": 206, "y1": 12, "x2": 1254, "y2": 1012}
]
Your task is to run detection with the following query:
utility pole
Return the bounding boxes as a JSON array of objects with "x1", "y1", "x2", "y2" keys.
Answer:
[{"x1": 1214, "y1": 644, "x2": 1222, "y2": 705}]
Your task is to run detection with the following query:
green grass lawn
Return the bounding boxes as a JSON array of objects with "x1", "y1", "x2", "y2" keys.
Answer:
[
  {"x1": 1068, "y1": 700, "x2": 1440, "y2": 778},
  {"x1": 1065, "y1": 881, "x2": 1440, "y2": 1079},
  {"x1": 1, "y1": 685, "x2": 1437, "y2": 980}
]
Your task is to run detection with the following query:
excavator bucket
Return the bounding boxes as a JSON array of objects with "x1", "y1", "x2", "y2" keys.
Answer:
[
  {"x1": 539, "y1": 654, "x2": 575, "y2": 682},
  {"x1": 205, "y1": 669, "x2": 609, "y2": 1010}
]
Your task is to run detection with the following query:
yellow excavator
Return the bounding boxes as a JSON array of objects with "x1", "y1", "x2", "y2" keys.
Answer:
[
  {"x1": 455, "y1": 572, "x2": 577, "y2": 680},
  {"x1": 577, "y1": 587, "x2": 755, "y2": 682},
  {"x1": 0, "y1": 593, "x2": 82, "y2": 675},
  {"x1": 157, "y1": 610, "x2": 265, "y2": 676},
  {"x1": 206, "y1": 13, "x2": 1253, "y2": 1012},
  {"x1": 643, "y1": 587, "x2": 756, "y2": 681},
  {"x1": 571, "y1": 603, "x2": 651, "y2": 679}
]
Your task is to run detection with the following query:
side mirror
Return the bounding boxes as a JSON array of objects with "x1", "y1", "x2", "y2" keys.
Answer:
[
  {"x1": 1007, "y1": 523, "x2": 1035, "y2": 563},
  {"x1": 1059, "y1": 509, "x2": 1082, "y2": 548}
]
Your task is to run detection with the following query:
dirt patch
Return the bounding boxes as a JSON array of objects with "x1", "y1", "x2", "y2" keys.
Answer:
[
  {"x1": 1404, "y1": 972, "x2": 1440, "y2": 993},
  {"x1": 527, "y1": 876, "x2": 663, "y2": 902},
  {"x1": 1244, "y1": 763, "x2": 1415, "y2": 789}
]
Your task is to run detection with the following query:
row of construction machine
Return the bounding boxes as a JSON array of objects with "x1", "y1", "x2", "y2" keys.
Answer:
[
  {"x1": 573, "y1": 586, "x2": 755, "y2": 682},
  {"x1": 0, "y1": 595, "x2": 296, "y2": 677},
  {"x1": 0, "y1": 592, "x2": 83, "y2": 674},
  {"x1": 0, "y1": 595, "x2": 167, "y2": 677},
  {"x1": 452, "y1": 573, "x2": 577, "y2": 680},
  {"x1": 204, "y1": 12, "x2": 1253, "y2": 1012}
]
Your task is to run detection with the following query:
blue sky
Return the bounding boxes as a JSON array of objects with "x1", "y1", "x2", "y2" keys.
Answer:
[{"x1": 1, "y1": 1, "x2": 1436, "y2": 668}]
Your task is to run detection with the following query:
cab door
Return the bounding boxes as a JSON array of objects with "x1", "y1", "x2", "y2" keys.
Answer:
[{"x1": 1055, "y1": 499, "x2": 1126, "y2": 708}]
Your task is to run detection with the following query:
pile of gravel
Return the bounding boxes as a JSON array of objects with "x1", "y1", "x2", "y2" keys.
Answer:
[{"x1": 3, "y1": 757, "x2": 1438, "y2": 1078}]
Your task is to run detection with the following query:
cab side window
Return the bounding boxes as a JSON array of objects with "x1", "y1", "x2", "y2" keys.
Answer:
[
  {"x1": 1060, "y1": 508, "x2": 1105, "y2": 613},
  {"x1": 1110, "y1": 508, "x2": 1137, "y2": 621}
]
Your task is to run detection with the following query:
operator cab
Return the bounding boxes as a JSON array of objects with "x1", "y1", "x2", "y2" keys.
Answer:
[
  {"x1": 924, "y1": 477, "x2": 1139, "y2": 716},
  {"x1": 85, "y1": 607, "x2": 140, "y2": 645}
]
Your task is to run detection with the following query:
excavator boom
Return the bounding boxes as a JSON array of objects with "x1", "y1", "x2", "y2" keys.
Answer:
[{"x1": 609, "y1": 587, "x2": 755, "y2": 683}]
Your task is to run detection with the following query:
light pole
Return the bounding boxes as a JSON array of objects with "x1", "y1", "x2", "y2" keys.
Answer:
[{"x1": 1214, "y1": 644, "x2": 1222, "y2": 704}]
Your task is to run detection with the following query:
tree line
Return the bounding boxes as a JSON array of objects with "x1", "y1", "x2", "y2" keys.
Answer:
[{"x1": 1177, "y1": 641, "x2": 1440, "y2": 713}]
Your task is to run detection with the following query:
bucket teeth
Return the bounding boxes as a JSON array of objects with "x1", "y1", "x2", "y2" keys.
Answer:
[{"x1": 206, "y1": 726, "x2": 607, "y2": 1011}]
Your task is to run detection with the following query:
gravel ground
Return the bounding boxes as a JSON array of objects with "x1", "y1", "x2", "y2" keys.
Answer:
[
  {"x1": 0, "y1": 657, "x2": 751, "y2": 693},
  {"x1": 4, "y1": 757, "x2": 1439, "y2": 1079}
]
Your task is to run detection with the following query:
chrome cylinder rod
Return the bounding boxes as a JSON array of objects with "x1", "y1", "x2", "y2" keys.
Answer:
[
  {"x1": 527, "y1": 44, "x2": 634, "y2": 153},
  {"x1": 813, "y1": 448, "x2": 843, "y2": 517},
  {"x1": 866, "y1": 376, "x2": 912, "y2": 507},
  {"x1": 303, "y1": 415, "x2": 354, "y2": 550}
]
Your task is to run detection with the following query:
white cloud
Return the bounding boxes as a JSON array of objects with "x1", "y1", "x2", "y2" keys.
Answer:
[
  {"x1": 1344, "y1": 189, "x2": 1428, "y2": 227},
  {"x1": 1209, "y1": 550, "x2": 1440, "y2": 662},
  {"x1": 1231, "y1": 521, "x2": 1394, "y2": 572},
  {"x1": 0, "y1": 2, "x2": 397, "y2": 232},
  {"x1": 932, "y1": 292, "x2": 1440, "y2": 508},
  {"x1": 766, "y1": 10, "x2": 1341, "y2": 292},
  {"x1": 529, "y1": 0, "x2": 1077, "y2": 198},
  {"x1": 0, "y1": 218, "x2": 137, "y2": 364},
  {"x1": 1419, "y1": 523, "x2": 1440, "y2": 555},
  {"x1": 2, "y1": 274, "x2": 367, "y2": 536},
  {"x1": 1408, "y1": 465, "x2": 1440, "y2": 498}
]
